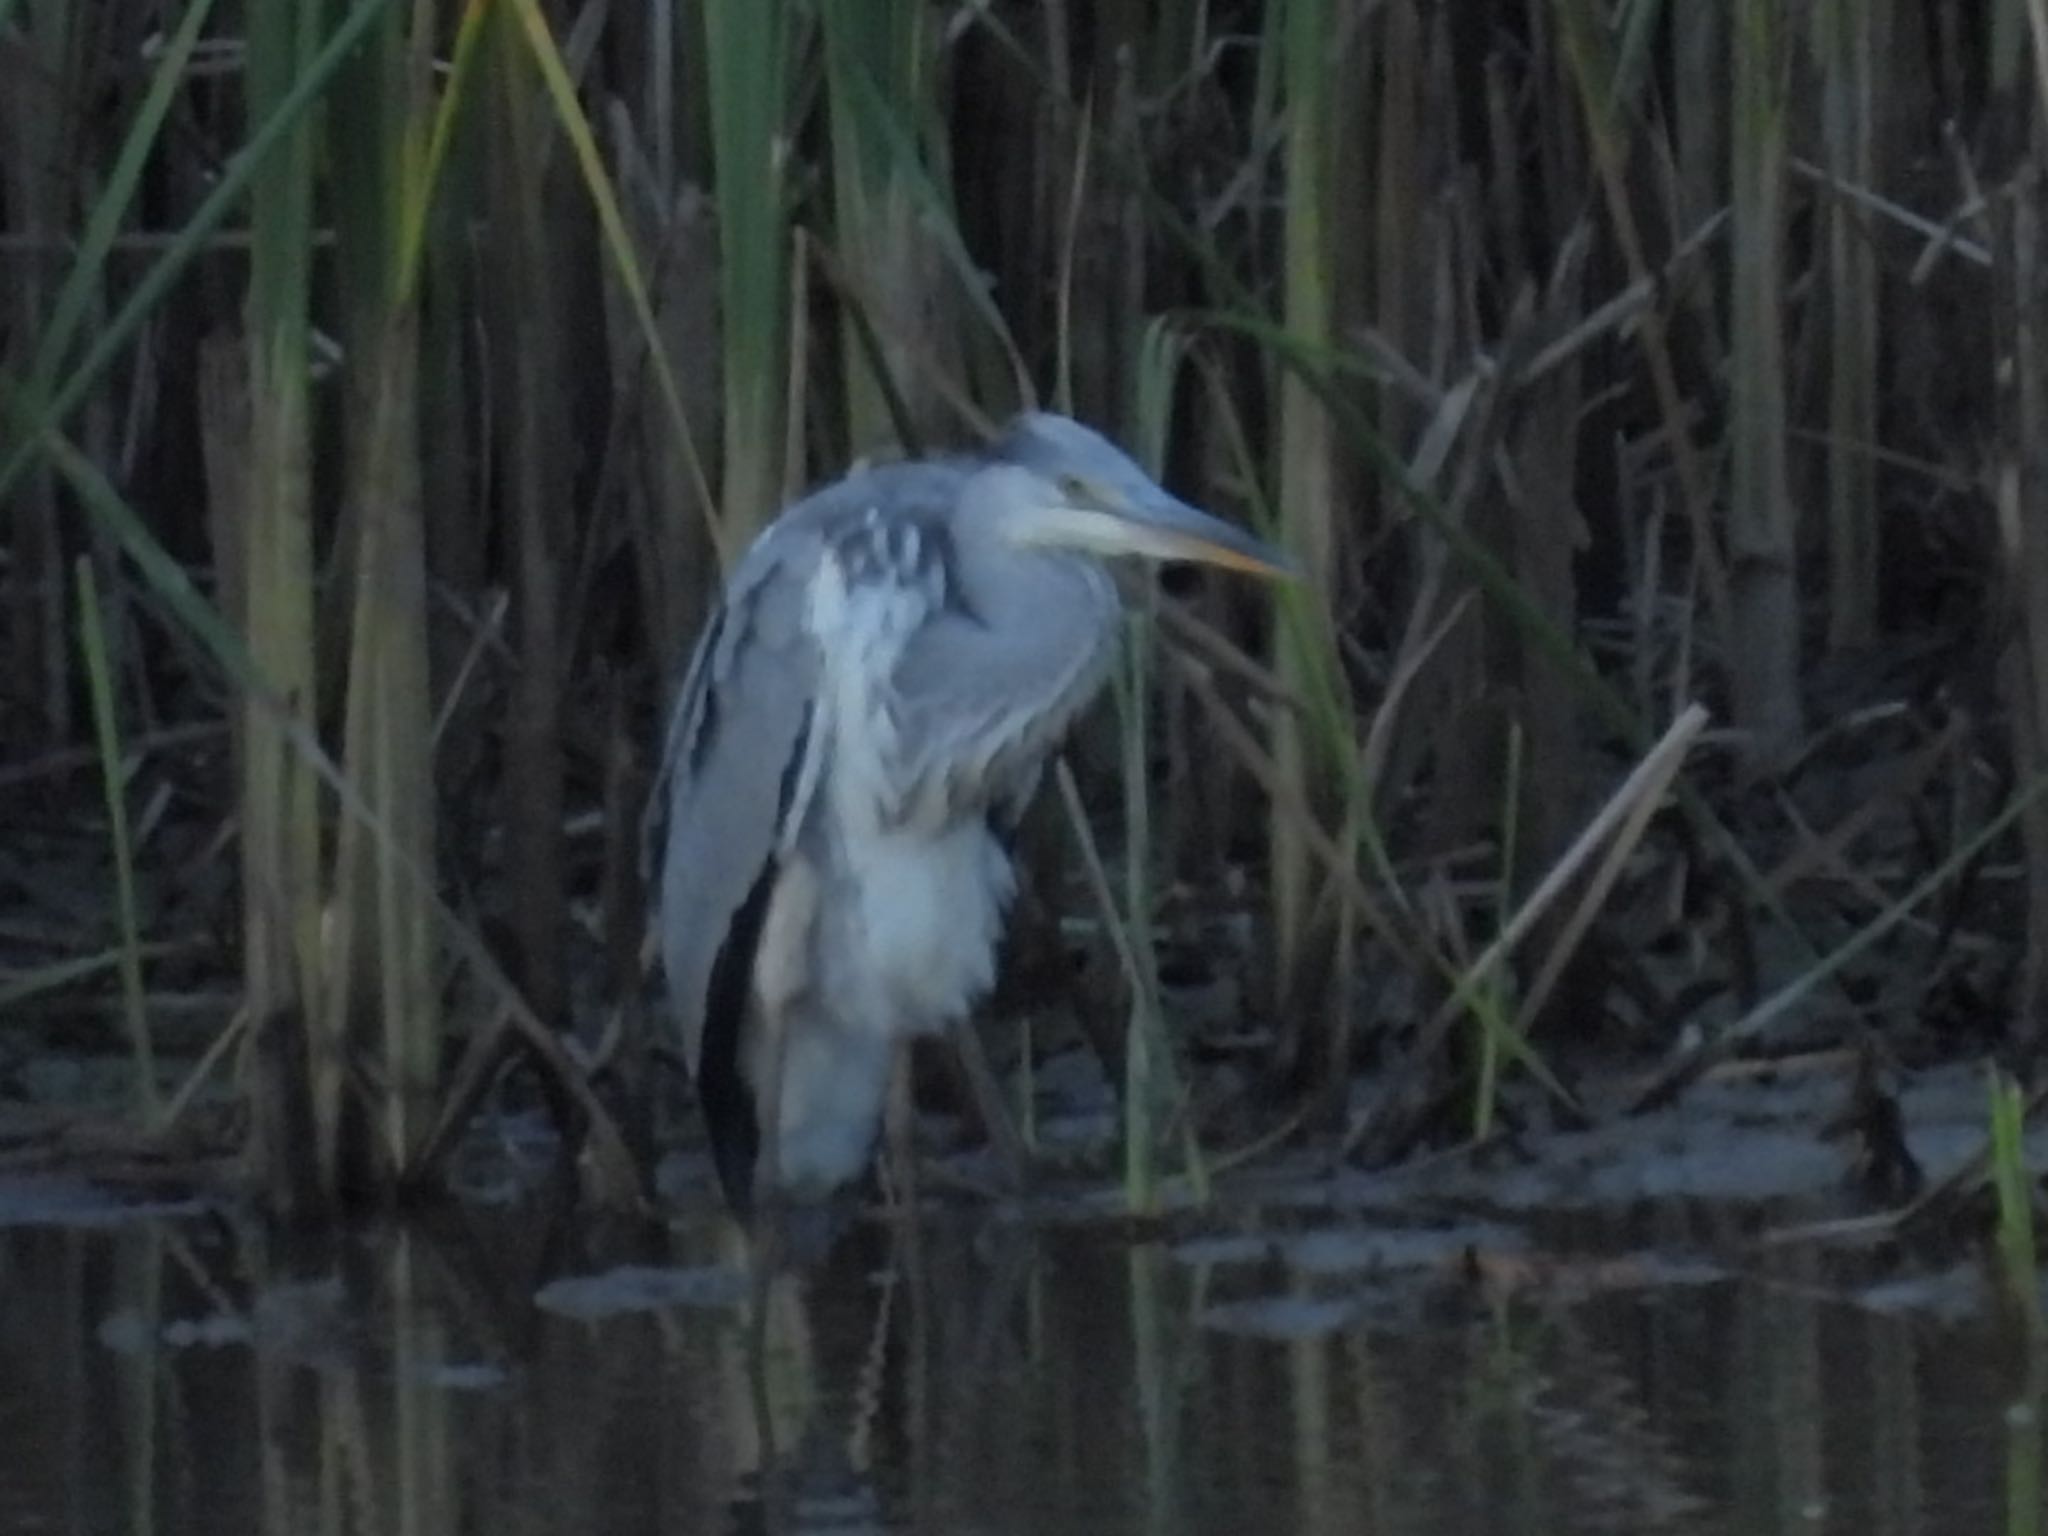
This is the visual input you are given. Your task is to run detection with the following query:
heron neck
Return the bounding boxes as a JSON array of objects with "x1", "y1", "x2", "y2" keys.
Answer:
[
  {"x1": 936, "y1": 533, "x2": 1121, "y2": 736},
  {"x1": 973, "y1": 540, "x2": 1119, "y2": 646}
]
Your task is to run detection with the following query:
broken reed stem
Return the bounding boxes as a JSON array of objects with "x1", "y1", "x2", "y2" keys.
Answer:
[
  {"x1": 1355, "y1": 700, "x2": 1712, "y2": 1137},
  {"x1": 1420, "y1": 704, "x2": 1710, "y2": 1043},
  {"x1": 1639, "y1": 764, "x2": 2048, "y2": 1115},
  {"x1": 1511, "y1": 713, "x2": 1691, "y2": 1034},
  {"x1": 240, "y1": 0, "x2": 328, "y2": 1214}
]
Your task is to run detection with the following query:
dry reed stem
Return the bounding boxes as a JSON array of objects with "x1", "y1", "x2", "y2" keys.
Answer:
[
  {"x1": 1375, "y1": 701, "x2": 1711, "y2": 1131},
  {"x1": 1635, "y1": 763, "x2": 2048, "y2": 1115}
]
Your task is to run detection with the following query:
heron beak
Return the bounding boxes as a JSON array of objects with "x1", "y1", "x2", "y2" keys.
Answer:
[{"x1": 1128, "y1": 493, "x2": 1301, "y2": 580}]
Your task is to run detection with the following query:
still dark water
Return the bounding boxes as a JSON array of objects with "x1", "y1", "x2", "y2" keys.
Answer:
[{"x1": 0, "y1": 1179, "x2": 2038, "y2": 1536}]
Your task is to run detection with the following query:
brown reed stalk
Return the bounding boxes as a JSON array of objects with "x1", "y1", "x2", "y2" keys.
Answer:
[{"x1": 1727, "y1": 0, "x2": 1804, "y2": 762}]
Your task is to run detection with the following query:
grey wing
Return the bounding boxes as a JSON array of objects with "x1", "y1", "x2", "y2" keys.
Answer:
[
  {"x1": 643, "y1": 461, "x2": 980, "y2": 1048},
  {"x1": 646, "y1": 527, "x2": 824, "y2": 1084}
]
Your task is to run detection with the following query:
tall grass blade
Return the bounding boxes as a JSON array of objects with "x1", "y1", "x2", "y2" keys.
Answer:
[
  {"x1": 1134, "y1": 321, "x2": 1208, "y2": 1199},
  {"x1": 74, "y1": 556, "x2": 155, "y2": 1114},
  {"x1": 0, "y1": 0, "x2": 403, "y2": 507},
  {"x1": 1473, "y1": 721, "x2": 1522, "y2": 1140},
  {"x1": 1128, "y1": 1245, "x2": 1184, "y2": 1536},
  {"x1": 1990, "y1": 1068, "x2": 2043, "y2": 1338},
  {"x1": 1644, "y1": 767, "x2": 2048, "y2": 1099},
  {"x1": 390, "y1": 1232, "x2": 459, "y2": 1532},
  {"x1": 113, "y1": 1229, "x2": 163, "y2": 1534},
  {"x1": 22, "y1": 0, "x2": 214, "y2": 399},
  {"x1": 502, "y1": 0, "x2": 717, "y2": 546},
  {"x1": 395, "y1": 0, "x2": 492, "y2": 302},
  {"x1": 1056, "y1": 756, "x2": 1200, "y2": 1214},
  {"x1": 702, "y1": 0, "x2": 794, "y2": 544},
  {"x1": 2009, "y1": 1386, "x2": 2043, "y2": 1536},
  {"x1": 1197, "y1": 307, "x2": 1843, "y2": 1048},
  {"x1": 1993, "y1": 0, "x2": 2029, "y2": 95},
  {"x1": 20, "y1": 406, "x2": 643, "y2": 1199},
  {"x1": 0, "y1": 944, "x2": 179, "y2": 1011},
  {"x1": 2022, "y1": 0, "x2": 2048, "y2": 125},
  {"x1": 1115, "y1": 606, "x2": 1163, "y2": 1208},
  {"x1": 1990, "y1": 1059, "x2": 2046, "y2": 1536}
]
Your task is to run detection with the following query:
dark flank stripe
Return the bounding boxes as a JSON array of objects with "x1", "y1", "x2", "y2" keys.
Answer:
[
  {"x1": 699, "y1": 858, "x2": 773, "y2": 1216},
  {"x1": 696, "y1": 699, "x2": 813, "y2": 1216},
  {"x1": 777, "y1": 700, "x2": 814, "y2": 824}
]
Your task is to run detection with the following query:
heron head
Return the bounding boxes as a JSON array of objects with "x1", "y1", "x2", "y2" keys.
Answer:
[{"x1": 986, "y1": 412, "x2": 1298, "y2": 580}]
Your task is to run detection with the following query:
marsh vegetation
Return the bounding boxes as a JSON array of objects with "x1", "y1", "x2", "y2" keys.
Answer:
[{"x1": 3, "y1": 0, "x2": 2048, "y2": 1448}]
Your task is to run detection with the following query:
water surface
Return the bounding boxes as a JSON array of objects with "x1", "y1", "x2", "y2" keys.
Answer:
[{"x1": 0, "y1": 1173, "x2": 2035, "y2": 1536}]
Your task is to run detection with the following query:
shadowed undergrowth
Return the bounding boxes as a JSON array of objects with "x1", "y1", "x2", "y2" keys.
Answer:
[{"x1": 0, "y1": 1, "x2": 2045, "y2": 1231}]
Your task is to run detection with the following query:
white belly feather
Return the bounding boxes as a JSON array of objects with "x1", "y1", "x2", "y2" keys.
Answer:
[
  {"x1": 838, "y1": 816, "x2": 1015, "y2": 1035},
  {"x1": 762, "y1": 818, "x2": 1013, "y2": 1196},
  {"x1": 800, "y1": 532, "x2": 1019, "y2": 1037},
  {"x1": 756, "y1": 513, "x2": 1085, "y2": 1194}
]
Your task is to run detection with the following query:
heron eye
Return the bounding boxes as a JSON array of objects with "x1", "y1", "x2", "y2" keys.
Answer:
[{"x1": 1058, "y1": 473, "x2": 1095, "y2": 504}]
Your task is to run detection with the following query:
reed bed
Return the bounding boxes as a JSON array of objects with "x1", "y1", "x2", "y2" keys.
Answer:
[{"x1": 0, "y1": 0, "x2": 2044, "y2": 1216}]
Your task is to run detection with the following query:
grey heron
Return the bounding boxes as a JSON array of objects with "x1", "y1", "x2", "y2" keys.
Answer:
[{"x1": 648, "y1": 412, "x2": 1294, "y2": 1216}]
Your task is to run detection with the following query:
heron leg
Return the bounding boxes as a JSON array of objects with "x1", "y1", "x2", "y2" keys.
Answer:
[
  {"x1": 951, "y1": 1022, "x2": 1029, "y2": 1193},
  {"x1": 744, "y1": 1009, "x2": 791, "y2": 1437},
  {"x1": 882, "y1": 1041, "x2": 918, "y2": 1214},
  {"x1": 749, "y1": 1024, "x2": 786, "y2": 1368},
  {"x1": 745, "y1": 1209, "x2": 780, "y2": 1439},
  {"x1": 755, "y1": 1008, "x2": 789, "y2": 1212},
  {"x1": 745, "y1": 985, "x2": 794, "y2": 1350}
]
